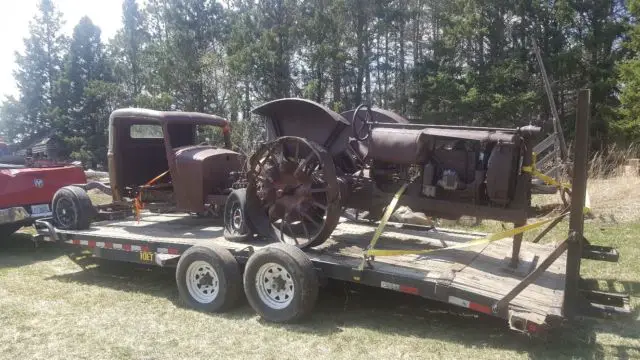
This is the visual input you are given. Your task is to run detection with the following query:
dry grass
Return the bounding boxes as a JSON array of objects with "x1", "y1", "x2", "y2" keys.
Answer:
[
  {"x1": 588, "y1": 144, "x2": 640, "y2": 179},
  {"x1": 531, "y1": 174, "x2": 640, "y2": 224}
]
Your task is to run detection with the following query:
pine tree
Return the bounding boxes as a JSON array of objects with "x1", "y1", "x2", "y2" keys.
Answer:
[
  {"x1": 61, "y1": 17, "x2": 114, "y2": 166},
  {"x1": 112, "y1": 0, "x2": 148, "y2": 101},
  {"x1": 1, "y1": 0, "x2": 67, "y2": 140}
]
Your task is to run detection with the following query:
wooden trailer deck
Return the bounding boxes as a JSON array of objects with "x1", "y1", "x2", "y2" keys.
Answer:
[{"x1": 55, "y1": 212, "x2": 566, "y2": 322}]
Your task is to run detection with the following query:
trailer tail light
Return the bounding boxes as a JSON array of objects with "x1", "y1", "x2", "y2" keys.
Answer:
[{"x1": 508, "y1": 313, "x2": 545, "y2": 335}]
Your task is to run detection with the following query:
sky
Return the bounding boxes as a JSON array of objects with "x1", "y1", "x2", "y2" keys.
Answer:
[{"x1": 0, "y1": 0, "x2": 123, "y2": 100}]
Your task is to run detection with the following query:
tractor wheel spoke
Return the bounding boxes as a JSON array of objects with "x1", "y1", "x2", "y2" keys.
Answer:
[
  {"x1": 301, "y1": 211, "x2": 321, "y2": 228},
  {"x1": 311, "y1": 200, "x2": 327, "y2": 212}
]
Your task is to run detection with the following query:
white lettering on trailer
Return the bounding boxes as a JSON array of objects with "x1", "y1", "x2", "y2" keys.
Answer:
[
  {"x1": 79, "y1": 240, "x2": 88, "y2": 246},
  {"x1": 131, "y1": 245, "x2": 141, "y2": 252},
  {"x1": 96, "y1": 242, "x2": 105, "y2": 248},
  {"x1": 449, "y1": 296, "x2": 470, "y2": 308},
  {"x1": 112, "y1": 243, "x2": 123, "y2": 250},
  {"x1": 380, "y1": 281, "x2": 400, "y2": 291}
]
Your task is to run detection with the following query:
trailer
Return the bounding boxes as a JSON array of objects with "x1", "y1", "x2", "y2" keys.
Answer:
[{"x1": 33, "y1": 90, "x2": 629, "y2": 335}]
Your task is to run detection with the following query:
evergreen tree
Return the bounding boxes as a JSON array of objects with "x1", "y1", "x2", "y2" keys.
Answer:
[
  {"x1": 0, "y1": 0, "x2": 636, "y2": 164},
  {"x1": 61, "y1": 17, "x2": 114, "y2": 166},
  {"x1": 112, "y1": 0, "x2": 148, "y2": 101},
  {"x1": 0, "y1": 0, "x2": 66, "y2": 140}
]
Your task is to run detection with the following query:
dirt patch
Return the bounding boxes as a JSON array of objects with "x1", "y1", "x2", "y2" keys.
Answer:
[{"x1": 87, "y1": 188, "x2": 113, "y2": 206}]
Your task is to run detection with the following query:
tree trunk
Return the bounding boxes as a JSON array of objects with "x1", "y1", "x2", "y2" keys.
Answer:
[{"x1": 399, "y1": 13, "x2": 406, "y2": 113}]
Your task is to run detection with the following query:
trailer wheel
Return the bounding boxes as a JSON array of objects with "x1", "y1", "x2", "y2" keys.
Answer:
[
  {"x1": 243, "y1": 243, "x2": 318, "y2": 322},
  {"x1": 223, "y1": 188, "x2": 253, "y2": 242},
  {"x1": 176, "y1": 243, "x2": 242, "y2": 312},
  {"x1": 52, "y1": 186, "x2": 94, "y2": 230}
]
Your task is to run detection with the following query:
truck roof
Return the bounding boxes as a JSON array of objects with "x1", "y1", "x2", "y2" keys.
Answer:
[{"x1": 109, "y1": 108, "x2": 229, "y2": 128}]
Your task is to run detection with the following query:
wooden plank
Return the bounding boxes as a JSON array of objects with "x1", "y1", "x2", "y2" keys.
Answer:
[
  {"x1": 544, "y1": 164, "x2": 561, "y2": 179},
  {"x1": 533, "y1": 133, "x2": 556, "y2": 153},
  {"x1": 536, "y1": 149, "x2": 557, "y2": 169}
]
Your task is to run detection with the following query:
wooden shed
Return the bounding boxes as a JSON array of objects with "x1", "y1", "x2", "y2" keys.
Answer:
[{"x1": 16, "y1": 134, "x2": 64, "y2": 160}]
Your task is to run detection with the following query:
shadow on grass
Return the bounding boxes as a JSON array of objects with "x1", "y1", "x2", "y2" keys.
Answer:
[
  {"x1": 43, "y1": 255, "x2": 639, "y2": 359},
  {"x1": 0, "y1": 232, "x2": 63, "y2": 269}
]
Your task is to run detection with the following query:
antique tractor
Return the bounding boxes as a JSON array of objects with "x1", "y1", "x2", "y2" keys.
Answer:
[
  {"x1": 225, "y1": 98, "x2": 540, "y2": 249},
  {"x1": 51, "y1": 108, "x2": 243, "y2": 230}
]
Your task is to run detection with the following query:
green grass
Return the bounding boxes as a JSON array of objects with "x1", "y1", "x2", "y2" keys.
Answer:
[{"x1": 0, "y1": 220, "x2": 638, "y2": 359}]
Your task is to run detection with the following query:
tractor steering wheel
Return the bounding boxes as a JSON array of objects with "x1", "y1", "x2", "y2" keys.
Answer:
[{"x1": 352, "y1": 104, "x2": 373, "y2": 141}]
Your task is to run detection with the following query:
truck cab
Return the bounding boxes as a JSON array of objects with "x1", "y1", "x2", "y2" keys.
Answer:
[{"x1": 107, "y1": 109, "x2": 242, "y2": 213}]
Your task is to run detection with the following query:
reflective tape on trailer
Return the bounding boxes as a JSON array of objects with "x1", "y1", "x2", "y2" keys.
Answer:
[
  {"x1": 380, "y1": 281, "x2": 419, "y2": 295},
  {"x1": 157, "y1": 247, "x2": 180, "y2": 255},
  {"x1": 448, "y1": 296, "x2": 492, "y2": 314},
  {"x1": 65, "y1": 239, "x2": 178, "y2": 255}
]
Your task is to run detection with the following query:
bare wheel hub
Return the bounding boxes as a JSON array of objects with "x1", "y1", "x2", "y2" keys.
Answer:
[
  {"x1": 231, "y1": 207, "x2": 243, "y2": 231},
  {"x1": 185, "y1": 260, "x2": 220, "y2": 304},
  {"x1": 255, "y1": 262, "x2": 295, "y2": 309}
]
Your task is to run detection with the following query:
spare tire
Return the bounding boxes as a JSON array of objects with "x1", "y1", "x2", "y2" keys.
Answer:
[
  {"x1": 52, "y1": 186, "x2": 94, "y2": 230},
  {"x1": 223, "y1": 188, "x2": 254, "y2": 242}
]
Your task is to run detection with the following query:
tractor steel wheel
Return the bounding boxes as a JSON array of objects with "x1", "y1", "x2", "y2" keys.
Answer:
[{"x1": 245, "y1": 136, "x2": 341, "y2": 249}]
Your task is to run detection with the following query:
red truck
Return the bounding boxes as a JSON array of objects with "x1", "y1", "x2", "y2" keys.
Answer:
[{"x1": 0, "y1": 165, "x2": 86, "y2": 238}]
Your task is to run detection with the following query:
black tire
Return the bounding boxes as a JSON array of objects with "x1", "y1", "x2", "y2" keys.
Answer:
[
  {"x1": 176, "y1": 242, "x2": 242, "y2": 312},
  {"x1": 0, "y1": 224, "x2": 22, "y2": 240},
  {"x1": 52, "y1": 186, "x2": 94, "y2": 230},
  {"x1": 223, "y1": 188, "x2": 253, "y2": 242},
  {"x1": 243, "y1": 243, "x2": 319, "y2": 323}
]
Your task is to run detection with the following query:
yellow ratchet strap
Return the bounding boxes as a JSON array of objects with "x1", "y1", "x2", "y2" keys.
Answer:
[
  {"x1": 521, "y1": 152, "x2": 591, "y2": 213},
  {"x1": 366, "y1": 212, "x2": 567, "y2": 257},
  {"x1": 361, "y1": 156, "x2": 592, "y2": 259},
  {"x1": 521, "y1": 152, "x2": 572, "y2": 190}
]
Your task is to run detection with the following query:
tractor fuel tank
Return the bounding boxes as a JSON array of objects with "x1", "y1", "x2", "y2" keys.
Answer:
[{"x1": 362, "y1": 127, "x2": 520, "y2": 165}]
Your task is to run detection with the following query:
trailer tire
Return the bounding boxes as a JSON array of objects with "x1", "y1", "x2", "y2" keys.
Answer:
[
  {"x1": 176, "y1": 243, "x2": 242, "y2": 313},
  {"x1": 52, "y1": 186, "x2": 94, "y2": 230},
  {"x1": 223, "y1": 188, "x2": 253, "y2": 242},
  {"x1": 243, "y1": 243, "x2": 318, "y2": 323}
]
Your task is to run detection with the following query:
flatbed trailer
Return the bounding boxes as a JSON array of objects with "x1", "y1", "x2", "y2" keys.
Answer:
[
  {"x1": 33, "y1": 207, "x2": 626, "y2": 335},
  {"x1": 33, "y1": 90, "x2": 629, "y2": 335}
]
